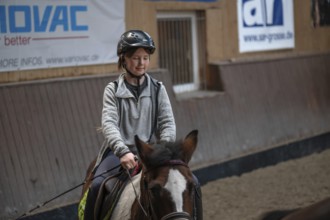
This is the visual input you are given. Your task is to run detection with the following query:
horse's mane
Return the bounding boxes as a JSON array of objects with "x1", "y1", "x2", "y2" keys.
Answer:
[{"x1": 145, "y1": 141, "x2": 183, "y2": 167}]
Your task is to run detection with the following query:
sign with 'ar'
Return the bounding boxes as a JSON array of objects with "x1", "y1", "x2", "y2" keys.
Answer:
[
  {"x1": 0, "y1": 0, "x2": 125, "y2": 72},
  {"x1": 237, "y1": 0, "x2": 294, "y2": 53}
]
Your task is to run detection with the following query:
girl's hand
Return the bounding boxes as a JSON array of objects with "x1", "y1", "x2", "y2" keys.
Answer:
[{"x1": 120, "y1": 152, "x2": 137, "y2": 170}]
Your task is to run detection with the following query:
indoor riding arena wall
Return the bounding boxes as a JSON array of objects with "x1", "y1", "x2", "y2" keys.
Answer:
[{"x1": 1, "y1": 53, "x2": 330, "y2": 219}]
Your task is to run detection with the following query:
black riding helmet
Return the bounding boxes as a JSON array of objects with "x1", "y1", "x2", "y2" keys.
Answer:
[{"x1": 117, "y1": 30, "x2": 156, "y2": 56}]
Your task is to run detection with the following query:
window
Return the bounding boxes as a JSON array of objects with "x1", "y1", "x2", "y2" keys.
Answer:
[{"x1": 157, "y1": 11, "x2": 206, "y2": 93}]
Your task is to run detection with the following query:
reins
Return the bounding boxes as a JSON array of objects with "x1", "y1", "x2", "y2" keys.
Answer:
[
  {"x1": 16, "y1": 160, "x2": 191, "y2": 219},
  {"x1": 15, "y1": 164, "x2": 122, "y2": 220},
  {"x1": 126, "y1": 170, "x2": 149, "y2": 217}
]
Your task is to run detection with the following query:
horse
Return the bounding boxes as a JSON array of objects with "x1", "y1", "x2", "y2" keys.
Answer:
[
  {"x1": 261, "y1": 197, "x2": 330, "y2": 220},
  {"x1": 79, "y1": 130, "x2": 199, "y2": 220}
]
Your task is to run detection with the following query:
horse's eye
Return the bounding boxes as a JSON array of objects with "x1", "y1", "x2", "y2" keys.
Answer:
[
  {"x1": 188, "y1": 182, "x2": 194, "y2": 191},
  {"x1": 148, "y1": 183, "x2": 162, "y2": 193}
]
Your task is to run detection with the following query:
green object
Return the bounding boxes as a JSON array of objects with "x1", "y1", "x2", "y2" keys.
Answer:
[{"x1": 78, "y1": 189, "x2": 89, "y2": 220}]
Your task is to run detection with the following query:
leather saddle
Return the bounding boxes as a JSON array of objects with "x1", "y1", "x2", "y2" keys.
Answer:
[
  {"x1": 94, "y1": 169, "x2": 129, "y2": 220},
  {"x1": 94, "y1": 165, "x2": 141, "y2": 220}
]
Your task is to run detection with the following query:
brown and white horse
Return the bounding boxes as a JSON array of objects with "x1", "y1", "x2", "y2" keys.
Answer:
[{"x1": 81, "y1": 130, "x2": 199, "y2": 220}]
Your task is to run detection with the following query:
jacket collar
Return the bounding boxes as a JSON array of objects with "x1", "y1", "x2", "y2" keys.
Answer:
[{"x1": 115, "y1": 73, "x2": 151, "y2": 99}]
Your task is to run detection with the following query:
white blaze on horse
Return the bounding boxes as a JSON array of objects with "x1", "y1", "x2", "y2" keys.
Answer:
[{"x1": 80, "y1": 130, "x2": 199, "y2": 220}]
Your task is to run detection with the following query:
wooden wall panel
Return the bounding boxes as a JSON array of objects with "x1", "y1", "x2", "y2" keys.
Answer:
[{"x1": 0, "y1": 75, "x2": 114, "y2": 218}]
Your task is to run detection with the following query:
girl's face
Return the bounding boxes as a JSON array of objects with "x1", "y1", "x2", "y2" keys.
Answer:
[{"x1": 124, "y1": 48, "x2": 150, "y2": 76}]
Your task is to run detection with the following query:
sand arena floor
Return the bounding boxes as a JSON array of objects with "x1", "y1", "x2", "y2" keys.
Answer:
[{"x1": 201, "y1": 149, "x2": 330, "y2": 220}]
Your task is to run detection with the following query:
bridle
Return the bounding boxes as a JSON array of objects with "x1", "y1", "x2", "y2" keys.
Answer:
[
  {"x1": 143, "y1": 159, "x2": 189, "y2": 174},
  {"x1": 160, "y1": 211, "x2": 191, "y2": 220},
  {"x1": 142, "y1": 160, "x2": 193, "y2": 220},
  {"x1": 127, "y1": 159, "x2": 193, "y2": 219}
]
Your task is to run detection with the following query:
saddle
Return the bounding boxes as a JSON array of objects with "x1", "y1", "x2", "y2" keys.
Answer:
[{"x1": 94, "y1": 165, "x2": 141, "y2": 220}]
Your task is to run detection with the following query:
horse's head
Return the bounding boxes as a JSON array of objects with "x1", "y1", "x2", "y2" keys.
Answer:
[{"x1": 134, "y1": 130, "x2": 198, "y2": 220}]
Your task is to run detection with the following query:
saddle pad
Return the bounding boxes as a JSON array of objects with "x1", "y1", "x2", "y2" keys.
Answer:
[{"x1": 78, "y1": 188, "x2": 89, "y2": 220}]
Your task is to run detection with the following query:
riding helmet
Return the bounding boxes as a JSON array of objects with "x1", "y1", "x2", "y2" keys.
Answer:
[{"x1": 117, "y1": 30, "x2": 156, "y2": 56}]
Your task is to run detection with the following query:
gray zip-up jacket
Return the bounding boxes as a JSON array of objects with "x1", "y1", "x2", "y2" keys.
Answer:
[{"x1": 95, "y1": 73, "x2": 176, "y2": 168}]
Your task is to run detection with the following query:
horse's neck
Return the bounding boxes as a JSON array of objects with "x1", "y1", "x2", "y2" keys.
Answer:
[{"x1": 111, "y1": 172, "x2": 141, "y2": 220}]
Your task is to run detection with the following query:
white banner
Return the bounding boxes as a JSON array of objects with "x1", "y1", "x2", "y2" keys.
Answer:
[
  {"x1": 237, "y1": 0, "x2": 294, "y2": 53},
  {"x1": 0, "y1": 0, "x2": 125, "y2": 72}
]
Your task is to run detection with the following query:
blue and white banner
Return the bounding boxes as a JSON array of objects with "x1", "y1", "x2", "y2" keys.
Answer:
[
  {"x1": 0, "y1": 0, "x2": 125, "y2": 72},
  {"x1": 237, "y1": 0, "x2": 294, "y2": 53}
]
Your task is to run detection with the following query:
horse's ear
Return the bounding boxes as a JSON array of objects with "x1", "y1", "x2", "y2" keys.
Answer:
[
  {"x1": 181, "y1": 130, "x2": 198, "y2": 163},
  {"x1": 135, "y1": 135, "x2": 154, "y2": 163}
]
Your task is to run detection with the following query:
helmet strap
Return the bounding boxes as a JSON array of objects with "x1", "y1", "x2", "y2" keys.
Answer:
[{"x1": 124, "y1": 66, "x2": 145, "y2": 95}]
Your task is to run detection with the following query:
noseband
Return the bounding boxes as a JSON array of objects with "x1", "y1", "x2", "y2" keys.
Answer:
[
  {"x1": 143, "y1": 160, "x2": 193, "y2": 220},
  {"x1": 160, "y1": 211, "x2": 191, "y2": 220}
]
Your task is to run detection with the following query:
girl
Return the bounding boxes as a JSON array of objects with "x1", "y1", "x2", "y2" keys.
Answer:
[{"x1": 84, "y1": 30, "x2": 176, "y2": 220}]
